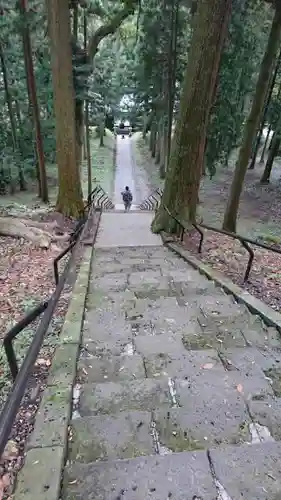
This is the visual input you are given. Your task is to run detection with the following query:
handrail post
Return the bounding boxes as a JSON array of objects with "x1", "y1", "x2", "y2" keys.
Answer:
[
  {"x1": 192, "y1": 223, "x2": 204, "y2": 253},
  {"x1": 4, "y1": 339, "x2": 18, "y2": 381},
  {"x1": 241, "y1": 240, "x2": 254, "y2": 282}
]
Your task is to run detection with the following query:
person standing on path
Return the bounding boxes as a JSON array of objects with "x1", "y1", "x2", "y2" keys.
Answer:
[{"x1": 121, "y1": 186, "x2": 133, "y2": 211}]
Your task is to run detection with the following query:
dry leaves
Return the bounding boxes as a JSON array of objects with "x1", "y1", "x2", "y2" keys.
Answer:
[
  {"x1": 183, "y1": 231, "x2": 281, "y2": 313},
  {"x1": 201, "y1": 363, "x2": 214, "y2": 370},
  {"x1": 36, "y1": 358, "x2": 51, "y2": 367},
  {"x1": 0, "y1": 210, "x2": 79, "y2": 500},
  {"x1": 0, "y1": 474, "x2": 10, "y2": 500},
  {"x1": 1, "y1": 441, "x2": 18, "y2": 462}
]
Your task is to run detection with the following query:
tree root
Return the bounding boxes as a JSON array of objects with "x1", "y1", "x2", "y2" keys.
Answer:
[{"x1": 0, "y1": 216, "x2": 70, "y2": 248}]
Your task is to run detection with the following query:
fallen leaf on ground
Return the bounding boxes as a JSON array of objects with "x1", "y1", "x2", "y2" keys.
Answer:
[
  {"x1": 1, "y1": 440, "x2": 18, "y2": 461},
  {"x1": 36, "y1": 358, "x2": 51, "y2": 367},
  {"x1": 0, "y1": 473, "x2": 10, "y2": 500},
  {"x1": 201, "y1": 363, "x2": 214, "y2": 370},
  {"x1": 237, "y1": 384, "x2": 243, "y2": 393}
]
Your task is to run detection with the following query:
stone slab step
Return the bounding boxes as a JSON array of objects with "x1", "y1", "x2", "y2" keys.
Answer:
[
  {"x1": 63, "y1": 450, "x2": 217, "y2": 500},
  {"x1": 77, "y1": 353, "x2": 145, "y2": 384},
  {"x1": 77, "y1": 378, "x2": 173, "y2": 417},
  {"x1": 69, "y1": 411, "x2": 155, "y2": 463}
]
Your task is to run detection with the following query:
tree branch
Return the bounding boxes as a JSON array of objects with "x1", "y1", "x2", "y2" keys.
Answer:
[
  {"x1": 87, "y1": 0, "x2": 137, "y2": 60},
  {"x1": 77, "y1": 0, "x2": 107, "y2": 17}
]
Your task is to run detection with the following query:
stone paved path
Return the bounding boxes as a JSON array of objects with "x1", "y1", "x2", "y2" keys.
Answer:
[
  {"x1": 96, "y1": 212, "x2": 162, "y2": 248},
  {"x1": 113, "y1": 135, "x2": 150, "y2": 210},
  {"x1": 114, "y1": 136, "x2": 138, "y2": 210},
  {"x1": 62, "y1": 240, "x2": 281, "y2": 499}
]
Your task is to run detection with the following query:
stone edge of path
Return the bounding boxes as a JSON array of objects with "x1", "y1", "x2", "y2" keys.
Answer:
[
  {"x1": 13, "y1": 222, "x2": 99, "y2": 500},
  {"x1": 161, "y1": 233, "x2": 281, "y2": 333}
]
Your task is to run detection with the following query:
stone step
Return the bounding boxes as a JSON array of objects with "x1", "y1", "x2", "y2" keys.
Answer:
[
  {"x1": 76, "y1": 361, "x2": 274, "y2": 419},
  {"x1": 63, "y1": 449, "x2": 217, "y2": 500},
  {"x1": 63, "y1": 442, "x2": 281, "y2": 500},
  {"x1": 77, "y1": 353, "x2": 146, "y2": 384},
  {"x1": 69, "y1": 411, "x2": 155, "y2": 464},
  {"x1": 77, "y1": 378, "x2": 173, "y2": 417}
]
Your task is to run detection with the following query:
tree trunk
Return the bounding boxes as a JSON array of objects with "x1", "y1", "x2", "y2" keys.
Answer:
[
  {"x1": 83, "y1": 126, "x2": 87, "y2": 160},
  {"x1": 260, "y1": 114, "x2": 281, "y2": 183},
  {"x1": 260, "y1": 125, "x2": 272, "y2": 163},
  {"x1": 223, "y1": 7, "x2": 281, "y2": 232},
  {"x1": 83, "y1": 11, "x2": 92, "y2": 198},
  {"x1": 249, "y1": 46, "x2": 281, "y2": 170},
  {"x1": 85, "y1": 101, "x2": 92, "y2": 198},
  {"x1": 0, "y1": 45, "x2": 26, "y2": 192},
  {"x1": 166, "y1": 0, "x2": 179, "y2": 172},
  {"x1": 0, "y1": 47, "x2": 18, "y2": 152},
  {"x1": 47, "y1": 0, "x2": 84, "y2": 218},
  {"x1": 99, "y1": 117, "x2": 105, "y2": 146},
  {"x1": 155, "y1": 126, "x2": 161, "y2": 164},
  {"x1": 260, "y1": 132, "x2": 280, "y2": 183},
  {"x1": 149, "y1": 118, "x2": 157, "y2": 155},
  {"x1": 72, "y1": 2, "x2": 78, "y2": 40},
  {"x1": 75, "y1": 99, "x2": 84, "y2": 165},
  {"x1": 261, "y1": 78, "x2": 281, "y2": 163},
  {"x1": 20, "y1": 0, "x2": 48, "y2": 202},
  {"x1": 152, "y1": 0, "x2": 232, "y2": 233},
  {"x1": 159, "y1": 128, "x2": 166, "y2": 179}
]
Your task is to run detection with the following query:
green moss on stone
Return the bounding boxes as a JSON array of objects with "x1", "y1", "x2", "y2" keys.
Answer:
[
  {"x1": 264, "y1": 368, "x2": 281, "y2": 397},
  {"x1": 163, "y1": 431, "x2": 203, "y2": 452}
]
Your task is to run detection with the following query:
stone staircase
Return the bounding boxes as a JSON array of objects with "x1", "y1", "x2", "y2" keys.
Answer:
[{"x1": 62, "y1": 245, "x2": 281, "y2": 499}]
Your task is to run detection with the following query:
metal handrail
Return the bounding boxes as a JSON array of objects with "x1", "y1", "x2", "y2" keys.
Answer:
[
  {"x1": 87, "y1": 184, "x2": 114, "y2": 209},
  {"x1": 4, "y1": 301, "x2": 49, "y2": 381},
  {"x1": 163, "y1": 204, "x2": 280, "y2": 282},
  {"x1": 139, "y1": 188, "x2": 163, "y2": 211},
  {"x1": 0, "y1": 203, "x2": 100, "y2": 457}
]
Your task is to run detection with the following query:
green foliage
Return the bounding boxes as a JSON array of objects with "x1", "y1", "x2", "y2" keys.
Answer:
[
  {"x1": 205, "y1": 0, "x2": 273, "y2": 176},
  {"x1": 0, "y1": 0, "x2": 277, "y2": 197},
  {"x1": 0, "y1": 1, "x2": 55, "y2": 194}
]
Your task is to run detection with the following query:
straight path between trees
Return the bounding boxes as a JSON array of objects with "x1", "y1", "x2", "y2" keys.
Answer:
[
  {"x1": 13, "y1": 136, "x2": 281, "y2": 499},
  {"x1": 15, "y1": 214, "x2": 281, "y2": 499}
]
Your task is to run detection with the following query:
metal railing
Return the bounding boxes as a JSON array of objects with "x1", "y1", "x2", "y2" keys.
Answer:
[
  {"x1": 139, "y1": 188, "x2": 163, "y2": 211},
  {"x1": 163, "y1": 204, "x2": 281, "y2": 282},
  {"x1": 88, "y1": 185, "x2": 114, "y2": 210},
  {"x1": 0, "y1": 202, "x2": 101, "y2": 457}
]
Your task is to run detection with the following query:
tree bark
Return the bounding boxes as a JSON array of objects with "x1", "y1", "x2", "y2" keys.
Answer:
[
  {"x1": 152, "y1": 0, "x2": 232, "y2": 233},
  {"x1": 249, "y1": 47, "x2": 281, "y2": 170},
  {"x1": 166, "y1": 0, "x2": 178, "y2": 172},
  {"x1": 20, "y1": 0, "x2": 48, "y2": 202},
  {"x1": 0, "y1": 45, "x2": 27, "y2": 193},
  {"x1": 72, "y1": 2, "x2": 79, "y2": 40},
  {"x1": 260, "y1": 113, "x2": 281, "y2": 183},
  {"x1": 150, "y1": 120, "x2": 157, "y2": 157},
  {"x1": 75, "y1": 99, "x2": 84, "y2": 167},
  {"x1": 159, "y1": 128, "x2": 166, "y2": 179},
  {"x1": 83, "y1": 11, "x2": 92, "y2": 198},
  {"x1": 155, "y1": 126, "x2": 161, "y2": 164},
  {"x1": 47, "y1": 0, "x2": 84, "y2": 218},
  {"x1": 223, "y1": 6, "x2": 281, "y2": 232},
  {"x1": 99, "y1": 117, "x2": 105, "y2": 146},
  {"x1": 85, "y1": 101, "x2": 92, "y2": 197},
  {"x1": 260, "y1": 125, "x2": 271, "y2": 163},
  {"x1": 260, "y1": 132, "x2": 280, "y2": 183}
]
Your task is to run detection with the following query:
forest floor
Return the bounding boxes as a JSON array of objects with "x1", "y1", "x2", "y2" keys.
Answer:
[
  {"x1": 0, "y1": 130, "x2": 115, "y2": 498},
  {"x1": 134, "y1": 132, "x2": 281, "y2": 313}
]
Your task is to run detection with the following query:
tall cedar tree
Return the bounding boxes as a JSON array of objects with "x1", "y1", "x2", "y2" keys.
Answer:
[
  {"x1": 47, "y1": 0, "x2": 84, "y2": 217},
  {"x1": 152, "y1": 0, "x2": 232, "y2": 233},
  {"x1": 223, "y1": 4, "x2": 281, "y2": 232}
]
